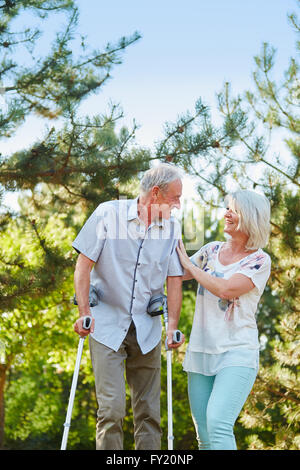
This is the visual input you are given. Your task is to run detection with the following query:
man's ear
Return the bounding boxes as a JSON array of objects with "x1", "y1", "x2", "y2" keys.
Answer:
[{"x1": 151, "y1": 186, "x2": 160, "y2": 199}]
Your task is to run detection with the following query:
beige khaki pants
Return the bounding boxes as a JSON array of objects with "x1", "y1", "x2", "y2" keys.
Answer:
[{"x1": 89, "y1": 322, "x2": 162, "y2": 450}]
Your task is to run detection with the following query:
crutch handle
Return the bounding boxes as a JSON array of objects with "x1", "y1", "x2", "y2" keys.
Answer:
[
  {"x1": 165, "y1": 329, "x2": 183, "y2": 350},
  {"x1": 173, "y1": 330, "x2": 183, "y2": 343},
  {"x1": 82, "y1": 315, "x2": 92, "y2": 330}
]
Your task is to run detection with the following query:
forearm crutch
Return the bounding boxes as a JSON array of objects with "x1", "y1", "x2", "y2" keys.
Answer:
[
  {"x1": 147, "y1": 294, "x2": 183, "y2": 450},
  {"x1": 61, "y1": 315, "x2": 92, "y2": 450}
]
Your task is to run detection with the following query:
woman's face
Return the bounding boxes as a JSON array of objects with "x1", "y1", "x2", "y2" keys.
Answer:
[{"x1": 224, "y1": 206, "x2": 240, "y2": 235}]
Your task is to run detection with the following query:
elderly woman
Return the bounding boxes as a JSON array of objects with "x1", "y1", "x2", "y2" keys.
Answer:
[{"x1": 176, "y1": 190, "x2": 271, "y2": 450}]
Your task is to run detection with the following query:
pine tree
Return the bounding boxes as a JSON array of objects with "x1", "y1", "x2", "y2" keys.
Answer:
[
  {"x1": 0, "y1": 1, "x2": 150, "y2": 307},
  {"x1": 0, "y1": 1, "x2": 151, "y2": 447},
  {"x1": 0, "y1": 1, "x2": 148, "y2": 209}
]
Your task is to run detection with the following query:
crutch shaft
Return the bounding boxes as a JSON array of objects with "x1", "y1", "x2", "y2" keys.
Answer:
[
  {"x1": 147, "y1": 295, "x2": 183, "y2": 450},
  {"x1": 61, "y1": 336, "x2": 85, "y2": 450},
  {"x1": 166, "y1": 350, "x2": 174, "y2": 450}
]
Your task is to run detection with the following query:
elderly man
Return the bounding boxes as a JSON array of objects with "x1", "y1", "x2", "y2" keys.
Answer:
[{"x1": 72, "y1": 163, "x2": 184, "y2": 450}]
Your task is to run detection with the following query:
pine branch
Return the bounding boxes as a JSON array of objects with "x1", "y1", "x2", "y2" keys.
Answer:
[
  {"x1": 76, "y1": 33, "x2": 141, "y2": 69},
  {"x1": 0, "y1": 254, "x2": 25, "y2": 268},
  {"x1": 257, "y1": 375, "x2": 300, "y2": 405},
  {"x1": 224, "y1": 114, "x2": 300, "y2": 186},
  {"x1": 156, "y1": 112, "x2": 202, "y2": 157}
]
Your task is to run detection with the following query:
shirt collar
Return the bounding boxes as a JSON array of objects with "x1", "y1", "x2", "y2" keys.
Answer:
[{"x1": 127, "y1": 197, "x2": 139, "y2": 221}]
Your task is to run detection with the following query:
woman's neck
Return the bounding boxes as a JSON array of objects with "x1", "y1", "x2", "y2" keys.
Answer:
[{"x1": 224, "y1": 235, "x2": 254, "y2": 255}]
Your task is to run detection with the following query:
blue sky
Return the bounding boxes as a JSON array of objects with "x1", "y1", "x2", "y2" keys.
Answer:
[
  {"x1": 1, "y1": 0, "x2": 298, "y2": 208},
  {"x1": 75, "y1": 0, "x2": 297, "y2": 146}
]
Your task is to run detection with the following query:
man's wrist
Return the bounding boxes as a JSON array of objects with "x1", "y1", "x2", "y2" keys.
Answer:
[
  {"x1": 167, "y1": 318, "x2": 179, "y2": 330},
  {"x1": 78, "y1": 311, "x2": 91, "y2": 318}
]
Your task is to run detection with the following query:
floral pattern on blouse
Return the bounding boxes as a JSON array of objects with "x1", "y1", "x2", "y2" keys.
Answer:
[
  {"x1": 194, "y1": 243, "x2": 268, "y2": 322},
  {"x1": 239, "y1": 253, "x2": 266, "y2": 271}
]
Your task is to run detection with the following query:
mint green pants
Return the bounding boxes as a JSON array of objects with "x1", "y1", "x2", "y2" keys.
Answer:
[{"x1": 188, "y1": 367, "x2": 257, "y2": 450}]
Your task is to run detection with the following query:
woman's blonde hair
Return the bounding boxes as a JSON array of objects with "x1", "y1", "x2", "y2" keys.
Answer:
[{"x1": 224, "y1": 190, "x2": 271, "y2": 250}]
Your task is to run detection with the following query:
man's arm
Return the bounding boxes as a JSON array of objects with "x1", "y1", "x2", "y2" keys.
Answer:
[
  {"x1": 73, "y1": 253, "x2": 95, "y2": 336},
  {"x1": 166, "y1": 275, "x2": 185, "y2": 349}
]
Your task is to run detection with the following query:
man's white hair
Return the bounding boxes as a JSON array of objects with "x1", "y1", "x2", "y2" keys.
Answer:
[
  {"x1": 225, "y1": 190, "x2": 271, "y2": 250},
  {"x1": 140, "y1": 163, "x2": 182, "y2": 195}
]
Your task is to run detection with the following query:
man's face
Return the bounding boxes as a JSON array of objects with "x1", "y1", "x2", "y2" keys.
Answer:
[{"x1": 151, "y1": 179, "x2": 182, "y2": 220}]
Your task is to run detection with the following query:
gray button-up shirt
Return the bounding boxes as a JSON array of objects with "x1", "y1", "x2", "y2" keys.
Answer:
[{"x1": 72, "y1": 197, "x2": 183, "y2": 354}]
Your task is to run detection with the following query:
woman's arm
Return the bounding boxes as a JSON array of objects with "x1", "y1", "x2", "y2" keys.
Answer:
[
  {"x1": 182, "y1": 271, "x2": 193, "y2": 281},
  {"x1": 177, "y1": 240, "x2": 255, "y2": 299}
]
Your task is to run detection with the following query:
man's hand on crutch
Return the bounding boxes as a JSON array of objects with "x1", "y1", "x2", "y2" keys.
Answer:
[
  {"x1": 74, "y1": 315, "x2": 95, "y2": 337},
  {"x1": 166, "y1": 327, "x2": 185, "y2": 349}
]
